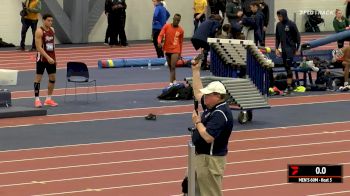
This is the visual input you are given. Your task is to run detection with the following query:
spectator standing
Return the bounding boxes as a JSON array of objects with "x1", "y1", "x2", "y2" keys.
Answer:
[
  {"x1": 152, "y1": 0, "x2": 170, "y2": 58},
  {"x1": 259, "y1": 0, "x2": 269, "y2": 46},
  {"x1": 19, "y1": 0, "x2": 41, "y2": 51},
  {"x1": 115, "y1": 0, "x2": 128, "y2": 46},
  {"x1": 249, "y1": 1, "x2": 264, "y2": 46},
  {"x1": 193, "y1": 0, "x2": 207, "y2": 33},
  {"x1": 104, "y1": 0, "x2": 112, "y2": 45},
  {"x1": 226, "y1": 0, "x2": 243, "y2": 24}
]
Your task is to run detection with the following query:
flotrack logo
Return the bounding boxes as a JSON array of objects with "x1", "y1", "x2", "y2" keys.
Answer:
[{"x1": 298, "y1": 10, "x2": 335, "y2": 15}]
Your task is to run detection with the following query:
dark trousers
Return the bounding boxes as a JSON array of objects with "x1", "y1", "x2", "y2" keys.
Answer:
[
  {"x1": 105, "y1": 15, "x2": 112, "y2": 43},
  {"x1": 109, "y1": 14, "x2": 119, "y2": 45},
  {"x1": 116, "y1": 16, "x2": 127, "y2": 46},
  {"x1": 194, "y1": 13, "x2": 206, "y2": 33},
  {"x1": 152, "y1": 29, "x2": 164, "y2": 58},
  {"x1": 191, "y1": 38, "x2": 210, "y2": 68},
  {"x1": 20, "y1": 18, "x2": 38, "y2": 49},
  {"x1": 282, "y1": 52, "x2": 294, "y2": 79},
  {"x1": 261, "y1": 31, "x2": 266, "y2": 47},
  {"x1": 109, "y1": 14, "x2": 127, "y2": 46}
]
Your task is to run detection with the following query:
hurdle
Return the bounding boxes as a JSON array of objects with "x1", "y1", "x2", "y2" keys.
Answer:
[
  {"x1": 208, "y1": 38, "x2": 274, "y2": 95},
  {"x1": 186, "y1": 38, "x2": 274, "y2": 124}
]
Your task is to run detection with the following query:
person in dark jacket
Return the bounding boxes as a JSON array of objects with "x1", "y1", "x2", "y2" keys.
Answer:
[
  {"x1": 115, "y1": 0, "x2": 128, "y2": 47},
  {"x1": 259, "y1": 0, "x2": 269, "y2": 46},
  {"x1": 208, "y1": 0, "x2": 219, "y2": 15},
  {"x1": 152, "y1": 0, "x2": 170, "y2": 58},
  {"x1": 226, "y1": 0, "x2": 243, "y2": 24},
  {"x1": 249, "y1": 1, "x2": 264, "y2": 46},
  {"x1": 104, "y1": 0, "x2": 112, "y2": 45},
  {"x1": 217, "y1": 0, "x2": 227, "y2": 20},
  {"x1": 105, "y1": 0, "x2": 127, "y2": 46},
  {"x1": 191, "y1": 15, "x2": 222, "y2": 70},
  {"x1": 241, "y1": 0, "x2": 254, "y2": 17},
  {"x1": 226, "y1": 0, "x2": 243, "y2": 39},
  {"x1": 275, "y1": 9, "x2": 301, "y2": 94}
]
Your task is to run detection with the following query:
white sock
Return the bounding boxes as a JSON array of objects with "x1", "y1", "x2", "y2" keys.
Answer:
[
  {"x1": 35, "y1": 97, "x2": 40, "y2": 101},
  {"x1": 345, "y1": 82, "x2": 349, "y2": 86},
  {"x1": 46, "y1": 95, "x2": 51, "y2": 100}
]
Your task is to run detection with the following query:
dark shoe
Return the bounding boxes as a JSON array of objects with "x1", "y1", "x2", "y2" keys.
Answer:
[
  {"x1": 16, "y1": 47, "x2": 25, "y2": 51},
  {"x1": 145, "y1": 113, "x2": 157, "y2": 120},
  {"x1": 28, "y1": 48, "x2": 36, "y2": 52}
]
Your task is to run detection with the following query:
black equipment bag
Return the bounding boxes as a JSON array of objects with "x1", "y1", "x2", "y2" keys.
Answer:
[{"x1": 0, "y1": 89, "x2": 11, "y2": 107}]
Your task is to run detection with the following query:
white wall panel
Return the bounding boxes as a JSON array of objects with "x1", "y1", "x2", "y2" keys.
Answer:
[
  {"x1": 275, "y1": 0, "x2": 344, "y2": 32},
  {"x1": 1, "y1": 0, "x2": 194, "y2": 45}
]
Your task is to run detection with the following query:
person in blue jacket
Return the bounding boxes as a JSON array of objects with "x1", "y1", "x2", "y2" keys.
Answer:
[
  {"x1": 275, "y1": 9, "x2": 301, "y2": 94},
  {"x1": 191, "y1": 14, "x2": 222, "y2": 70},
  {"x1": 249, "y1": 1, "x2": 264, "y2": 46},
  {"x1": 152, "y1": 0, "x2": 170, "y2": 58}
]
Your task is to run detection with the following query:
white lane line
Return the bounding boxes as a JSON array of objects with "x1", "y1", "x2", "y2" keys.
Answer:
[
  {"x1": 30, "y1": 175, "x2": 350, "y2": 196},
  {"x1": 0, "y1": 145, "x2": 186, "y2": 164},
  {"x1": 31, "y1": 180, "x2": 184, "y2": 196},
  {"x1": 234, "y1": 129, "x2": 350, "y2": 142},
  {"x1": 0, "y1": 148, "x2": 349, "y2": 176},
  {"x1": 272, "y1": 100, "x2": 350, "y2": 107},
  {"x1": 0, "y1": 167, "x2": 187, "y2": 188},
  {"x1": 0, "y1": 155, "x2": 187, "y2": 175},
  {"x1": 0, "y1": 168, "x2": 286, "y2": 189},
  {"x1": 308, "y1": 190, "x2": 350, "y2": 196},
  {"x1": 1, "y1": 137, "x2": 349, "y2": 164},
  {"x1": 1, "y1": 120, "x2": 350, "y2": 154},
  {"x1": 0, "y1": 112, "x2": 194, "y2": 129},
  {"x1": 227, "y1": 150, "x2": 350, "y2": 165}
]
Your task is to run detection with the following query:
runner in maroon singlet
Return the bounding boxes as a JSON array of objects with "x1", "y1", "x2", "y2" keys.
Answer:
[{"x1": 34, "y1": 14, "x2": 58, "y2": 107}]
